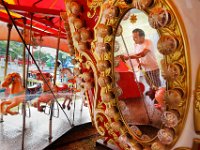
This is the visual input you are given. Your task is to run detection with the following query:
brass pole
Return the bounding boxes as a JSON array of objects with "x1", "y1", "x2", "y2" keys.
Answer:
[
  {"x1": 53, "y1": 18, "x2": 61, "y2": 85},
  {"x1": 22, "y1": 18, "x2": 27, "y2": 88},
  {"x1": 4, "y1": 23, "x2": 12, "y2": 77},
  {"x1": 1, "y1": 0, "x2": 72, "y2": 128},
  {"x1": 1, "y1": 23, "x2": 12, "y2": 123},
  {"x1": 121, "y1": 34, "x2": 151, "y2": 123},
  {"x1": 26, "y1": 13, "x2": 33, "y2": 89},
  {"x1": 21, "y1": 18, "x2": 27, "y2": 150},
  {"x1": 49, "y1": 17, "x2": 61, "y2": 141}
]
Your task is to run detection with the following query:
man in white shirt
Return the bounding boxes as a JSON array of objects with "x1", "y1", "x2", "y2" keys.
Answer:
[{"x1": 122, "y1": 28, "x2": 161, "y2": 90}]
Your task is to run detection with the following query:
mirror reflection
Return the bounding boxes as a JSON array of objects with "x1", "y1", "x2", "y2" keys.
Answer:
[{"x1": 114, "y1": 9, "x2": 166, "y2": 140}]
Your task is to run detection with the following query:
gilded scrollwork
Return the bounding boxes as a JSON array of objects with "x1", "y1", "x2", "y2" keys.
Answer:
[
  {"x1": 157, "y1": 35, "x2": 178, "y2": 55},
  {"x1": 194, "y1": 65, "x2": 200, "y2": 134},
  {"x1": 87, "y1": 0, "x2": 105, "y2": 18},
  {"x1": 91, "y1": 0, "x2": 190, "y2": 149},
  {"x1": 195, "y1": 90, "x2": 200, "y2": 111},
  {"x1": 176, "y1": 139, "x2": 200, "y2": 150},
  {"x1": 132, "y1": 0, "x2": 154, "y2": 10},
  {"x1": 148, "y1": 7, "x2": 171, "y2": 29}
]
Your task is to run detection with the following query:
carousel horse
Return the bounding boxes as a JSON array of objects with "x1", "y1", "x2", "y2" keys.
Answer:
[
  {"x1": 59, "y1": 68, "x2": 81, "y2": 110},
  {"x1": 0, "y1": 73, "x2": 43, "y2": 115},
  {"x1": 60, "y1": 68, "x2": 73, "y2": 81},
  {"x1": 61, "y1": 78, "x2": 80, "y2": 110},
  {"x1": 32, "y1": 72, "x2": 73, "y2": 112},
  {"x1": 0, "y1": 73, "x2": 25, "y2": 115}
]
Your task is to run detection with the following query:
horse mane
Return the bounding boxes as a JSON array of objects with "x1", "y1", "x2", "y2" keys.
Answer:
[
  {"x1": 3, "y1": 72, "x2": 22, "y2": 86},
  {"x1": 61, "y1": 68, "x2": 73, "y2": 75},
  {"x1": 12, "y1": 72, "x2": 21, "y2": 79}
]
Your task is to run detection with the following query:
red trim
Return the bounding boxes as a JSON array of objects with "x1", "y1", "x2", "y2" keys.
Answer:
[
  {"x1": 18, "y1": 12, "x2": 66, "y2": 33},
  {"x1": 3, "y1": 2, "x2": 64, "y2": 16},
  {"x1": 0, "y1": 12, "x2": 67, "y2": 39}
]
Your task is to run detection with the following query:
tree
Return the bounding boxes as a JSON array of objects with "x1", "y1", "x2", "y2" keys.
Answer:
[
  {"x1": 0, "y1": 41, "x2": 7, "y2": 56},
  {"x1": 33, "y1": 50, "x2": 52, "y2": 63}
]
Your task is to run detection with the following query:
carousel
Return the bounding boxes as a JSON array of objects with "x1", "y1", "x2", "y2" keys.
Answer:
[
  {"x1": 0, "y1": 0, "x2": 91, "y2": 149},
  {"x1": 0, "y1": 0, "x2": 200, "y2": 150}
]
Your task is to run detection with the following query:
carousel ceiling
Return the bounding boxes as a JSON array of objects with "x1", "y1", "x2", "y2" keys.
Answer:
[{"x1": 0, "y1": 0, "x2": 69, "y2": 51}]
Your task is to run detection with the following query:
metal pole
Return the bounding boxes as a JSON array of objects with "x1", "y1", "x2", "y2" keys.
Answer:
[
  {"x1": 53, "y1": 19, "x2": 61, "y2": 85},
  {"x1": 1, "y1": 0, "x2": 72, "y2": 127},
  {"x1": 0, "y1": 23, "x2": 12, "y2": 123},
  {"x1": 72, "y1": 72, "x2": 77, "y2": 126},
  {"x1": 72, "y1": 90, "x2": 76, "y2": 126},
  {"x1": 49, "y1": 17, "x2": 61, "y2": 141},
  {"x1": 4, "y1": 23, "x2": 12, "y2": 76},
  {"x1": 121, "y1": 34, "x2": 151, "y2": 123},
  {"x1": 26, "y1": 13, "x2": 33, "y2": 93},
  {"x1": 22, "y1": 19, "x2": 27, "y2": 88},
  {"x1": 21, "y1": 18, "x2": 27, "y2": 150}
]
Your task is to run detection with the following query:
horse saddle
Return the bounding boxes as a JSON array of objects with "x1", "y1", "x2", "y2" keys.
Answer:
[
  {"x1": 67, "y1": 78, "x2": 76, "y2": 84},
  {"x1": 55, "y1": 84, "x2": 69, "y2": 92},
  {"x1": 26, "y1": 84, "x2": 42, "y2": 101},
  {"x1": 27, "y1": 84, "x2": 42, "y2": 94}
]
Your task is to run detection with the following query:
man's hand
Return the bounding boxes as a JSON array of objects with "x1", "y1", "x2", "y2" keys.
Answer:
[
  {"x1": 136, "y1": 59, "x2": 142, "y2": 69},
  {"x1": 119, "y1": 55, "x2": 127, "y2": 62}
]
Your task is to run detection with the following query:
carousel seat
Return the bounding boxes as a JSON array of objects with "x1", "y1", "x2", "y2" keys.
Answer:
[
  {"x1": 27, "y1": 84, "x2": 42, "y2": 94},
  {"x1": 55, "y1": 84, "x2": 69, "y2": 92}
]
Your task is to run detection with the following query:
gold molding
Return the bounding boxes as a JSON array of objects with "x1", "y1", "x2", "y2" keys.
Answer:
[
  {"x1": 192, "y1": 138, "x2": 200, "y2": 150},
  {"x1": 174, "y1": 147, "x2": 191, "y2": 150},
  {"x1": 63, "y1": 0, "x2": 99, "y2": 124},
  {"x1": 87, "y1": 0, "x2": 104, "y2": 18},
  {"x1": 175, "y1": 139, "x2": 200, "y2": 150},
  {"x1": 194, "y1": 65, "x2": 200, "y2": 134},
  {"x1": 91, "y1": 0, "x2": 191, "y2": 149}
]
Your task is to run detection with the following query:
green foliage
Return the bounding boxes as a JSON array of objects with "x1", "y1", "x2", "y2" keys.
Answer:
[
  {"x1": 10, "y1": 41, "x2": 23, "y2": 59},
  {"x1": 0, "y1": 41, "x2": 23, "y2": 59},
  {"x1": 58, "y1": 51, "x2": 69, "y2": 64},
  {"x1": 0, "y1": 41, "x2": 7, "y2": 55},
  {"x1": 0, "y1": 41, "x2": 57, "y2": 63},
  {"x1": 0, "y1": 41, "x2": 69, "y2": 66},
  {"x1": 33, "y1": 50, "x2": 50, "y2": 62}
]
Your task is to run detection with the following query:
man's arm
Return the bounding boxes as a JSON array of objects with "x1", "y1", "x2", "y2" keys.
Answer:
[
  {"x1": 123, "y1": 48, "x2": 150, "y2": 60},
  {"x1": 134, "y1": 48, "x2": 150, "y2": 58}
]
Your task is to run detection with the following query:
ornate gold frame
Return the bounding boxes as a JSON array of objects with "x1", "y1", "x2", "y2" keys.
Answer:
[
  {"x1": 91, "y1": 0, "x2": 191, "y2": 149},
  {"x1": 194, "y1": 65, "x2": 200, "y2": 134},
  {"x1": 61, "y1": 1, "x2": 99, "y2": 125},
  {"x1": 192, "y1": 138, "x2": 200, "y2": 150}
]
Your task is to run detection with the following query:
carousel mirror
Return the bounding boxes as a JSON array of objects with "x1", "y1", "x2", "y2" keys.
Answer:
[
  {"x1": 114, "y1": 8, "x2": 165, "y2": 140},
  {"x1": 93, "y1": 0, "x2": 190, "y2": 149}
]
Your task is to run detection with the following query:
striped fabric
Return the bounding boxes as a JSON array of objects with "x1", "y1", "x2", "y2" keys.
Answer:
[{"x1": 144, "y1": 69, "x2": 161, "y2": 89}]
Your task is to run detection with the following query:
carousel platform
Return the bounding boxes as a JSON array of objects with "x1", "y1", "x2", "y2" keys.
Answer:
[{"x1": 0, "y1": 98, "x2": 91, "y2": 150}]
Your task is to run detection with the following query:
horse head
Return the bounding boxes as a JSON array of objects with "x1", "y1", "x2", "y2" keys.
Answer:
[
  {"x1": 60, "y1": 68, "x2": 73, "y2": 78},
  {"x1": 35, "y1": 72, "x2": 53, "y2": 92},
  {"x1": 35, "y1": 72, "x2": 53, "y2": 81},
  {"x1": 2, "y1": 73, "x2": 22, "y2": 88}
]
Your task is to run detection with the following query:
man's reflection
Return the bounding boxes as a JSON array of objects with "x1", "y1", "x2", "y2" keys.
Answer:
[{"x1": 121, "y1": 28, "x2": 161, "y2": 91}]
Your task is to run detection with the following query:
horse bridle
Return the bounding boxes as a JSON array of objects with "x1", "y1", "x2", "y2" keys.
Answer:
[
  {"x1": 10, "y1": 74, "x2": 20, "y2": 83},
  {"x1": 11, "y1": 76, "x2": 15, "y2": 82}
]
